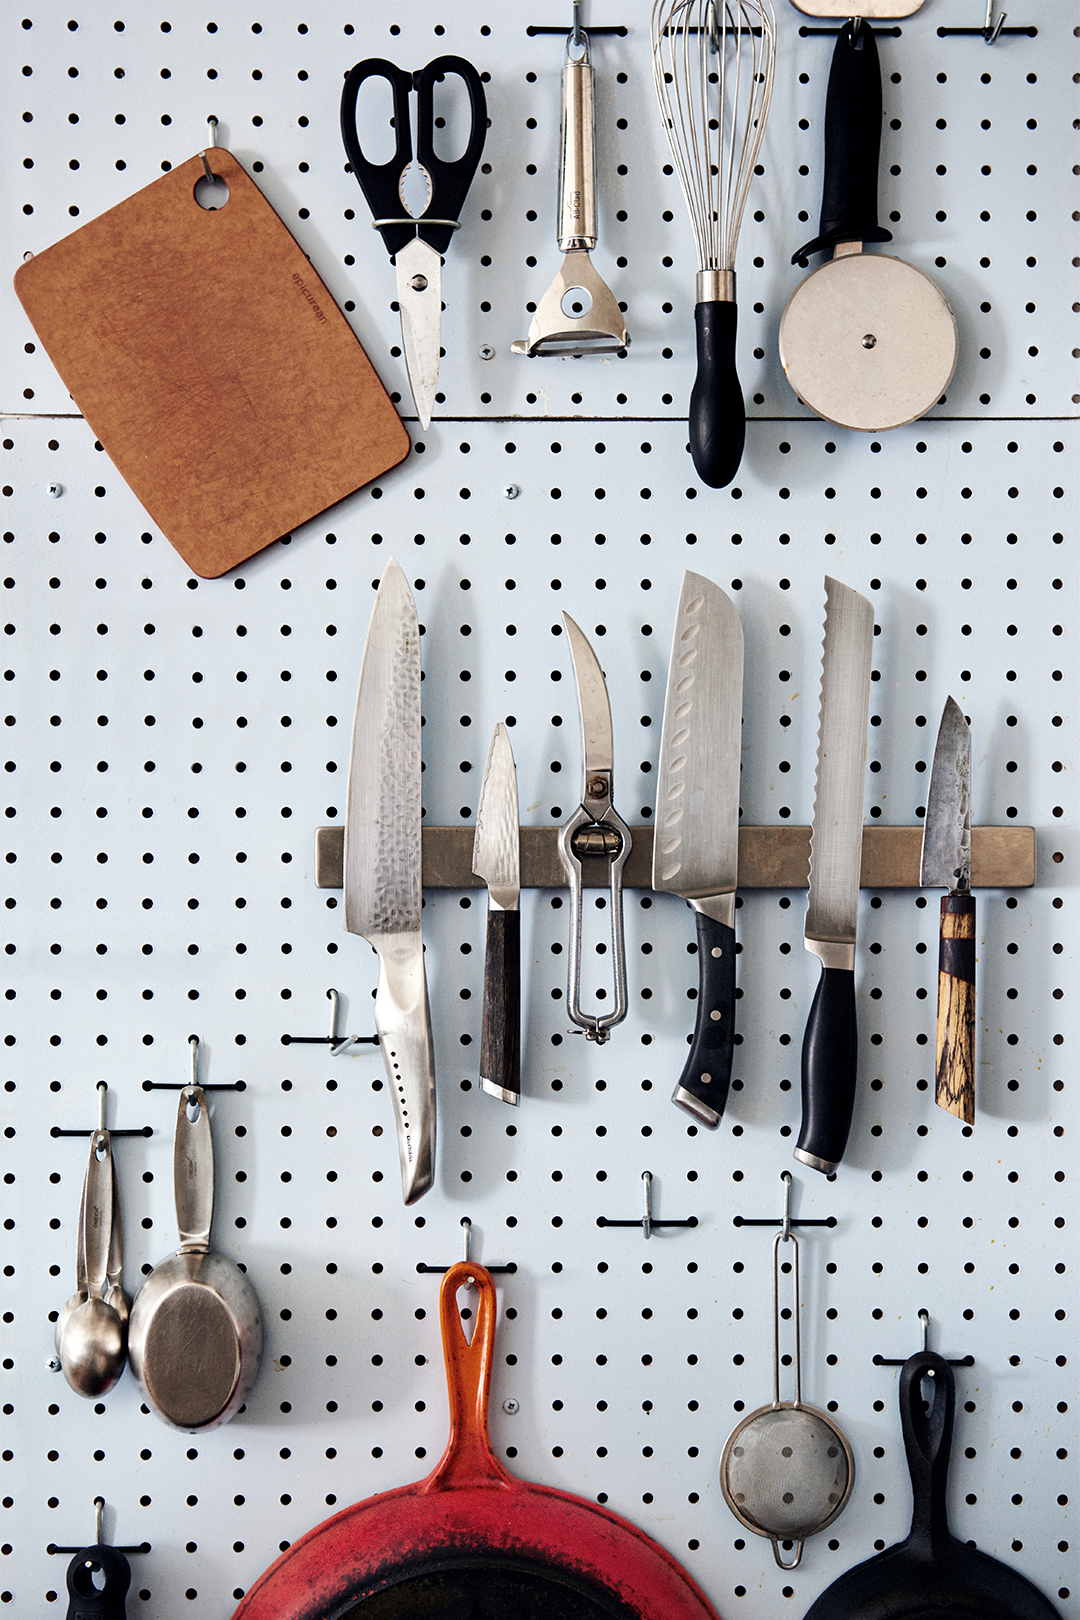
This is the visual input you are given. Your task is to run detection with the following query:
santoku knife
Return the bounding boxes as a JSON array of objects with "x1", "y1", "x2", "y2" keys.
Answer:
[
  {"x1": 344, "y1": 557, "x2": 435, "y2": 1204},
  {"x1": 652, "y1": 571, "x2": 744, "y2": 1127},
  {"x1": 796, "y1": 576, "x2": 875, "y2": 1175},
  {"x1": 472, "y1": 722, "x2": 521, "y2": 1105},
  {"x1": 920, "y1": 695, "x2": 975, "y2": 1125}
]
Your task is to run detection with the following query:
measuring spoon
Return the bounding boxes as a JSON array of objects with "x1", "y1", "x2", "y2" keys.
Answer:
[{"x1": 57, "y1": 1129, "x2": 128, "y2": 1398}]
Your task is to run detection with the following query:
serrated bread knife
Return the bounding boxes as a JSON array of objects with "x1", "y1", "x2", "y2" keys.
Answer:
[
  {"x1": 472, "y1": 722, "x2": 522, "y2": 1105},
  {"x1": 652, "y1": 572, "x2": 744, "y2": 1127},
  {"x1": 344, "y1": 558, "x2": 435, "y2": 1204},
  {"x1": 920, "y1": 695, "x2": 975, "y2": 1125},
  {"x1": 796, "y1": 576, "x2": 875, "y2": 1176}
]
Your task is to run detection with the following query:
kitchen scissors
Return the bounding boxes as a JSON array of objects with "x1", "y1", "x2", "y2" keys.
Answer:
[
  {"x1": 340, "y1": 55, "x2": 487, "y2": 430},
  {"x1": 557, "y1": 613, "x2": 633, "y2": 1043}
]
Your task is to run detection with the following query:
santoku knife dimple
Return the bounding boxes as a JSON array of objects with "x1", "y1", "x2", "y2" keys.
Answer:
[
  {"x1": 920, "y1": 695, "x2": 975, "y2": 1125},
  {"x1": 344, "y1": 558, "x2": 435, "y2": 1204},
  {"x1": 652, "y1": 571, "x2": 744, "y2": 1126},
  {"x1": 796, "y1": 576, "x2": 875, "y2": 1176},
  {"x1": 472, "y1": 722, "x2": 522, "y2": 1105}
]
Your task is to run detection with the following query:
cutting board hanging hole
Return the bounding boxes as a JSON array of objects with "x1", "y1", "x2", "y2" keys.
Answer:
[{"x1": 194, "y1": 171, "x2": 230, "y2": 211}]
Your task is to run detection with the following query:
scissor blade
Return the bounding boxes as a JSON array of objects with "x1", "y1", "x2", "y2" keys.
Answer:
[
  {"x1": 562, "y1": 613, "x2": 613, "y2": 784},
  {"x1": 395, "y1": 237, "x2": 442, "y2": 430}
]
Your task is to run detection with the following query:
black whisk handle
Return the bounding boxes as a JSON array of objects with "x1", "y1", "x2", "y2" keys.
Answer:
[{"x1": 689, "y1": 299, "x2": 745, "y2": 489}]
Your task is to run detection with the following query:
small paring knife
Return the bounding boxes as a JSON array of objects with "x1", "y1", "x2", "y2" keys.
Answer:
[
  {"x1": 472, "y1": 723, "x2": 522, "y2": 1105},
  {"x1": 920, "y1": 696, "x2": 975, "y2": 1125},
  {"x1": 652, "y1": 572, "x2": 744, "y2": 1127},
  {"x1": 796, "y1": 577, "x2": 875, "y2": 1176}
]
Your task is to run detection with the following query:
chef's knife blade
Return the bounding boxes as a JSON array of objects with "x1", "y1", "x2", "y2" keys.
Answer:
[
  {"x1": 796, "y1": 576, "x2": 875, "y2": 1175},
  {"x1": 652, "y1": 572, "x2": 744, "y2": 1126},
  {"x1": 920, "y1": 695, "x2": 975, "y2": 1124},
  {"x1": 344, "y1": 557, "x2": 435, "y2": 1204},
  {"x1": 472, "y1": 722, "x2": 521, "y2": 1105}
]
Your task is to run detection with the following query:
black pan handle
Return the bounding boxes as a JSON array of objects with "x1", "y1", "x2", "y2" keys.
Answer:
[
  {"x1": 65, "y1": 1543, "x2": 131, "y2": 1620},
  {"x1": 898, "y1": 1349, "x2": 956, "y2": 1562},
  {"x1": 793, "y1": 19, "x2": 893, "y2": 262},
  {"x1": 689, "y1": 300, "x2": 744, "y2": 489}
]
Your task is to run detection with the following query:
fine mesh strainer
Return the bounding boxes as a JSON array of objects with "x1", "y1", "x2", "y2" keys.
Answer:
[{"x1": 720, "y1": 1187, "x2": 854, "y2": 1568}]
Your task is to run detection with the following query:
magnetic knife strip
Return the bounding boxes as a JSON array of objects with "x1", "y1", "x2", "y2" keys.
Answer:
[{"x1": 315, "y1": 824, "x2": 1035, "y2": 891}]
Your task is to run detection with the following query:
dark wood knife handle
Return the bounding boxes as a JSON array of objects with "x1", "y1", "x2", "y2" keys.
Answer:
[
  {"x1": 480, "y1": 909, "x2": 520, "y2": 1104},
  {"x1": 671, "y1": 912, "x2": 736, "y2": 1128},
  {"x1": 936, "y1": 892, "x2": 975, "y2": 1124},
  {"x1": 795, "y1": 963, "x2": 857, "y2": 1175}
]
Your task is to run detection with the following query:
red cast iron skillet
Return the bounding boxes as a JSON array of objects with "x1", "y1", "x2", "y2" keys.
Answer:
[
  {"x1": 802, "y1": 1350, "x2": 1061, "y2": 1620},
  {"x1": 233, "y1": 1262, "x2": 722, "y2": 1620}
]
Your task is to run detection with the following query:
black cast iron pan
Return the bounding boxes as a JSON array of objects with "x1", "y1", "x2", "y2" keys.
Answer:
[{"x1": 802, "y1": 1350, "x2": 1061, "y2": 1620}]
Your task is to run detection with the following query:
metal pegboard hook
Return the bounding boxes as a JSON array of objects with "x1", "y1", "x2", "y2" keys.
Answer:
[
  {"x1": 733, "y1": 1172, "x2": 836, "y2": 1231},
  {"x1": 141, "y1": 1035, "x2": 245, "y2": 1092},
  {"x1": 47, "y1": 1496, "x2": 151, "y2": 1557},
  {"x1": 937, "y1": 1, "x2": 1036, "y2": 39},
  {"x1": 598, "y1": 1170, "x2": 698, "y2": 1237},
  {"x1": 416, "y1": 1217, "x2": 517, "y2": 1275},
  {"x1": 282, "y1": 988, "x2": 379, "y2": 1055},
  {"x1": 49, "y1": 1081, "x2": 151, "y2": 1140},
  {"x1": 873, "y1": 1310, "x2": 974, "y2": 1368}
]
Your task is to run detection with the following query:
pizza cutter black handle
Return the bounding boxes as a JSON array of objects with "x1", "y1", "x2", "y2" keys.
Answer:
[
  {"x1": 898, "y1": 1350, "x2": 955, "y2": 1560},
  {"x1": 795, "y1": 964, "x2": 857, "y2": 1174},
  {"x1": 480, "y1": 908, "x2": 520, "y2": 1104},
  {"x1": 793, "y1": 19, "x2": 893, "y2": 262},
  {"x1": 672, "y1": 912, "x2": 736, "y2": 1127},
  {"x1": 689, "y1": 300, "x2": 745, "y2": 489},
  {"x1": 65, "y1": 1543, "x2": 131, "y2": 1620}
]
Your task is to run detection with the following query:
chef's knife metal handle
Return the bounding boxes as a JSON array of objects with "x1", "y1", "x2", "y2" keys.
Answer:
[
  {"x1": 480, "y1": 909, "x2": 521, "y2": 1105},
  {"x1": 795, "y1": 963, "x2": 858, "y2": 1175},
  {"x1": 672, "y1": 908, "x2": 736, "y2": 1129},
  {"x1": 372, "y1": 931, "x2": 436, "y2": 1204},
  {"x1": 935, "y1": 893, "x2": 975, "y2": 1124}
]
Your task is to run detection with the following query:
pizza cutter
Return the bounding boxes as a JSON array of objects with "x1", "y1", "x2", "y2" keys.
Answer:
[{"x1": 779, "y1": 2, "x2": 958, "y2": 432}]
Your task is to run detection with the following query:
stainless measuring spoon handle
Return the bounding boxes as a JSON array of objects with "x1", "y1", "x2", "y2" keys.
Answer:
[
  {"x1": 558, "y1": 32, "x2": 597, "y2": 252},
  {"x1": 174, "y1": 1084, "x2": 213, "y2": 1253},
  {"x1": 81, "y1": 1131, "x2": 114, "y2": 1302}
]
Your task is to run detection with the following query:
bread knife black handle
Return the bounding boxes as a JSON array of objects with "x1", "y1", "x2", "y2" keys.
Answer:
[
  {"x1": 480, "y1": 908, "x2": 520, "y2": 1105},
  {"x1": 795, "y1": 962, "x2": 857, "y2": 1174},
  {"x1": 672, "y1": 910, "x2": 736, "y2": 1128},
  {"x1": 793, "y1": 18, "x2": 893, "y2": 261}
]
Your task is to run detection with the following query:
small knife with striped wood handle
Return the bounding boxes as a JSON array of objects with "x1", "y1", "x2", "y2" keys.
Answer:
[{"x1": 920, "y1": 695, "x2": 975, "y2": 1125}]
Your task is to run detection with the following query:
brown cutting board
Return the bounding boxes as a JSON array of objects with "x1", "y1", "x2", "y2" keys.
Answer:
[{"x1": 14, "y1": 148, "x2": 409, "y2": 577}]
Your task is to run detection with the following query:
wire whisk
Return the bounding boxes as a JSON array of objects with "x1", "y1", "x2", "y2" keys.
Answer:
[{"x1": 651, "y1": 0, "x2": 776, "y2": 487}]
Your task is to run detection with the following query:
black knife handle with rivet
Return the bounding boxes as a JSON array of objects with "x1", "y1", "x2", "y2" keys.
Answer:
[
  {"x1": 936, "y1": 893, "x2": 975, "y2": 1124},
  {"x1": 795, "y1": 963, "x2": 858, "y2": 1176},
  {"x1": 672, "y1": 909, "x2": 736, "y2": 1128},
  {"x1": 480, "y1": 908, "x2": 521, "y2": 1106}
]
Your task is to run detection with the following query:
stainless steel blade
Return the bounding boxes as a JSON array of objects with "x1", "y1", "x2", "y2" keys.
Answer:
[
  {"x1": 344, "y1": 557, "x2": 422, "y2": 941},
  {"x1": 472, "y1": 722, "x2": 520, "y2": 912},
  {"x1": 653, "y1": 571, "x2": 743, "y2": 910},
  {"x1": 395, "y1": 237, "x2": 442, "y2": 430},
  {"x1": 920, "y1": 695, "x2": 972, "y2": 893},
  {"x1": 562, "y1": 612, "x2": 614, "y2": 786},
  {"x1": 805, "y1": 577, "x2": 875, "y2": 960}
]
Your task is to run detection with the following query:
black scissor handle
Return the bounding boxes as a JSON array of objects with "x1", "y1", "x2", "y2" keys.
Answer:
[
  {"x1": 413, "y1": 55, "x2": 487, "y2": 256},
  {"x1": 341, "y1": 58, "x2": 416, "y2": 258}
]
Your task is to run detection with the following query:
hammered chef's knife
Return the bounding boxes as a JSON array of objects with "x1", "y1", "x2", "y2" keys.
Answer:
[
  {"x1": 344, "y1": 558, "x2": 435, "y2": 1204},
  {"x1": 920, "y1": 695, "x2": 975, "y2": 1125},
  {"x1": 472, "y1": 722, "x2": 521, "y2": 1105},
  {"x1": 652, "y1": 572, "x2": 744, "y2": 1127},
  {"x1": 796, "y1": 576, "x2": 875, "y2": 1176}
]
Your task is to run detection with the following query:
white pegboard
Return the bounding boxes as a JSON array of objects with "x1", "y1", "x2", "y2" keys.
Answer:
[{"x1": 2, "y1": 2, "x2": 1076, "y2": 1617}]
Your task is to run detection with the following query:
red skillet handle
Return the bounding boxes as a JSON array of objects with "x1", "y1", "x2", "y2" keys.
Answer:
[{"x1": 424, "y1": 1261, "x2": 515, "y2": 1494}]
